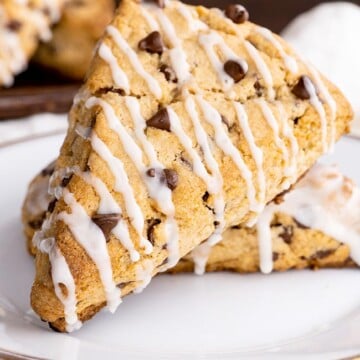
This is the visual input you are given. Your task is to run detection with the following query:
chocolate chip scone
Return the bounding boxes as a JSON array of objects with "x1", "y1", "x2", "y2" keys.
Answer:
[
  {"x1": 0, "y1": 0, "x2": 65, "y2": 87},
  {"x1": 30, "y1": 0, "x2": 352, "y2": 332},
  {"x1": 23, "y1": 162, "x2": 360, "y2": 274},
  {"x1": 170, "y1": 164, "x2": 360, "y2": 274},
  {"x1": 33, "y1": 0, "x2": 115, "y2": 80}
]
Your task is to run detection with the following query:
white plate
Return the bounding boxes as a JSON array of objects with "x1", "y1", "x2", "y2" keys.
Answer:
[{"x1": 1, "y1": 134, "x2": 360, "y2": 360}]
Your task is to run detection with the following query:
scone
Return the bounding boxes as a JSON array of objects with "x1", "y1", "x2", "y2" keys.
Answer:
[
  {"x1": 171, "y1": 164, "x2": 360, "y2": 274},
  {"x1": 33, "y1": 0, "x2": 115, "y2": 80},
  {"x1": 0, "y1": 0, "x2": 65, "y2": 87},
  {"x1": 30, "y1": 0, "x2": 352, "y2": 332},
  {"x1": 23, "y1": 162, "x2": 360, "y2": 275}
]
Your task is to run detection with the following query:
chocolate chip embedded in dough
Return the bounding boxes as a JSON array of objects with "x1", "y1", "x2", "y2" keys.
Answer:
[
  {"x1": 224, "y1": 60, "x2": 247, "y2": 83},
  {"x1": 147, "y1": 108, "x2": 171, "y2": 131},
  {"x1": 272, "y1": 252, "x2": 279, "y2": 262},
  {"x1": 7, "y1": 20, "x2": 22, "y2": 32},
  {"x1": 163, "y1": 169, "x2": 179, "y2": 190},
  {"x1": 47, "y1": 198, "x2": 57, "y2": 213},
  {"x1": 138, "y1": 31, "x2": 164, "y2": 55},
  {"x1": 146, "y1": 218, "x2": 161, "y2": 245},
  {"x1": 225, "y1": 4, "x2": 249, "y2": 24},
  {"x1": 92, "y1": 213, "x2": 122, "y2": 241},
  {"x1": 278, "y1": 225, "x2": 294, "y2": 244},
  {"x1": 146, "y1": 168, "x2": 156, "y2": 177},
  {"x1": 160, "y1": 64, "x2": 178, "y2": 83},
  {"x1": 292, "y1": 75, "x2": 316, "y2": 100}
]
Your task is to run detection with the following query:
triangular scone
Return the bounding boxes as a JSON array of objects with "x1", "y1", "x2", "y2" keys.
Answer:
[
  {"x1": 171, "y1": 164, "x2": 360, "y2": 274},
  {"x1": 30, "y1": 0, "x2": 353, "y2": 332},
  {"x1": 0, "y1": 0, "x2": 65, "y2": 87},
  {"x1": 23, "y1": 163, "x2": 360, "y2": 274}
]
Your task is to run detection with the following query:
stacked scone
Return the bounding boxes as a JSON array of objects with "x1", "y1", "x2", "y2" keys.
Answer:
[{"x1": 21, "y1": 0, "x2": 354, "y2": 332}]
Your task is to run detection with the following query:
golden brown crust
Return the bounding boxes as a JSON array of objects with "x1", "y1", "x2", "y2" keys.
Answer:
[
  {"x1": 29, "y1": 0, "x2": 353, "y2": 331},
  {"x1": 169, "y1": 213, "x2": 357, "y2": 274}
]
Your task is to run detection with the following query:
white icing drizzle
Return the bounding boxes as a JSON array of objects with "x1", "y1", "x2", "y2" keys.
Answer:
[
  {"x1": 257, "y1": 27, "x2": 298, "y2": 74},
  {"x1": 58, "y1": 190, "x2": 122, "y2": 313},
  {"x1": 25, "y1": 175, "x2": 52, "y2": 215},
  {"x1": 90, "y1": 133, "x2": 150, "y2": 254},
  {"x1": 256, "y1": 164, "x2": 360, "y2": 273},
  {"x1": 124, "y1": 96, "x2": 180, "y2": 267},
  {"x1": 182, "y1": 96, "x2": 225, "y2": 274},
  {"x1": 276, "y1": 102, "x2": 299, "y2": 181},
  {"x1": 303, "y1": 76, "x2": 329, "y2": 153},
  {"x1": 244, "y1": 40, "x2": 275, "y2": 100},
  {"x1": 199, "y1": 31, "x2": 248, "y2": 93},
  {"x1": 233, "y1": 101, "x2": 266, "y2": 209},
  {"x1": 78, "y1": 171, "x2": 140, "y2": 263},
  {"x1": 38, "y1": 238, "x2": 82, "y2": 332},
  {"x1": 196, "y1": 95, "x2": 260, "y2": 212},
  {"x1": 140, "y1": 7, "x2": 160, "y2": 31},
  {"x1": 98, "y1": 43, "x2": 130, "y2": 94},
  {"x1": 87, "y1": 96, "x2": 181, "y2": 257},
  {"x1": 307, "y1": 64, "x2": 337, "y2": 151},
  {"x1": 145, "y1": 5, "x2": 191, "y2": 84},
  {"x1": 106, "y1": 25, "x2": 162, "y2": 99},
  {"x1": 173, "y1": 1, "x2": 208, "y2": 32},
  {"x1": 256, "y1": 99, "x2": 291, "y2": 182}
]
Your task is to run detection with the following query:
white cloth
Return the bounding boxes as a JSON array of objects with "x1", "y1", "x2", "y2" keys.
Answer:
[
  {"x1": 0, "y1": 113, "x2": 67, "y2": 147},
  {"x1": 282, "y1": 2, "x2": 360, "y2": 136}
]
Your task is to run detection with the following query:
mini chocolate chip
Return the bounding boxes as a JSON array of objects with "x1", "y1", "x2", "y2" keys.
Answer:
[
  {"x1": 29, "y1": 218, "x2": 44, "y2": 230},
  {"x1": 224, "y1": 60, "x2": 247, "y2": 83},
  {"x1": 292, "y1": 75, "x2": 315, "y2": 100},
  {"x1": 225, "y1": 4, "x2": 249, "y2": 24},
  {"x1": 293, "y1": 117, "x2": 300, "y2": 126},
  {"x1": 272, "y1": 252, "x2": 279, "y2": 262},
  {"x1": 300, "y1": 256, "x2": 307, "y2": 260},
  {"x1": 145, "y1": 0, "x2": 165, "y2": 8},
  {"x1": 147, "y1": 218, "x2": 161, "y2": 245},
  {"x1": 202, "y1": 191, "x2": 210, "y2": 202},
  {"x1": 278, "y1": 225, "x2": 294, "y2": 245},
  {"x1": 221, "y1": 115, "x2": 231, "y2": 130},
  {"x1": 160, "y1": 64, "x2": 178, "y2": 83},
  {"x1": 92, "y1": 213, "x2": 121, "y2": 241},
  {"x1": 7, "y1": 20, "x2": 22, "y2": 32},
  {"x1": 293, "y1": 218, "x2": 309, "y2": 229},
  {"x1": 313, "y1": 249, "x2": 336, "y2": 259},
  {"x1": 138, "y1": 31, "x2": 164, "y2": 55},
  {"x1": 47, "y1": 198, "x2": 57, "y2": 213},
  {"x1": 179, "y1": 154, "x2": 192, "y2": 170},
  {"x1": 41, "y1": 161, "x2": 56, "y2": 177},
  {"x1": 254, "y1": 80, "x2": 263, "y2": 96},
  {"x1": 146, "y1": 168, "x2": 156, "y2": 177},
  {"x1": 61, "y1": 176, "x2": 72, "y2": 187},
  {"x1": 214, "y1": 221, "x2": 220, "y2": 227},
  {"x1": 231, "y1": 225, "x2": 241, "y2": 229},
  {"x1": 163, "y1": 169, "x2": 178, "y2": 190},
  {"x1": 147, "y1": 108, "x2": 171, "y2": 131}
]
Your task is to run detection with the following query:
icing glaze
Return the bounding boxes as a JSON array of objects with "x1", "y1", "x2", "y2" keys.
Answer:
[
  {"x1": 98, "y1": 43, "x2": 130, "y2": 94},
  {"x1": 199, "y1": 31, "x2": 248, "y2": 93},
  {"x1": 256, "y1": 163, "x2": 360, "y2": 273},
  {"x1": 106, "y1": 25, "x2": 162, "y2": 99},
  {"x1": 58, "y1": 190, "x2": 122, "y2": 313},
  {"x1": 38, "y1": 238, "x2": 82, "y2": 332},
  {"x1": 257, "y1": 27, "x2": 298, "y2": 74},
  {"x1": 244, "y1": 40, "x2": 275, "y2": 100}
]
